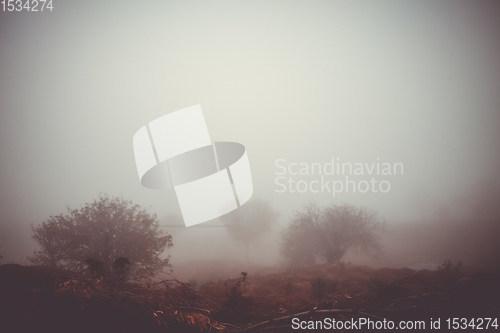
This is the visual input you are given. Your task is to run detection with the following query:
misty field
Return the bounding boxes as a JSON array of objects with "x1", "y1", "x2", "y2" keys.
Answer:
[
  {"x1": 1, "y1": 259, "x2": 499, "y2": 332},
  {"x1": 1, "y1": 195, "x2": 500, "y2": 332},
  {"x1": 2, "y1": 1, "x2": 500, "y2": 332}
]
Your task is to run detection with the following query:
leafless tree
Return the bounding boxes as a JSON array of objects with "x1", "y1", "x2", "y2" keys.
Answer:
[{"x1": 280, "y1": 202, "x2": 385, "y2": 267}]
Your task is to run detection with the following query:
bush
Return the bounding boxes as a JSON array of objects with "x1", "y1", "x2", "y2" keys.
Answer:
[
  {"x1": 225, "y1": 272, "x2": 249, "y2": 307},
  {"x1": 437, "y1": 259, "x2": 462, "y2": 272},
  {"x1": 437, "y1": 260, "x2": 463, "y2": 285},
  {"x1": 310, "y1": 276, "x2": 338, "y2": 299}
]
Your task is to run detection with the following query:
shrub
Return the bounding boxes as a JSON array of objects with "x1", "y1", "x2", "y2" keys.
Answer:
[
  {"x1": 437, "y1": 260, "x2": 462, "y2": 272},
  {"x1": 437, "y1": 260, "x2": 463, "y2": 285},
  {"x1": 225, "y1": 271, "x2": 249, "y2": 307}
]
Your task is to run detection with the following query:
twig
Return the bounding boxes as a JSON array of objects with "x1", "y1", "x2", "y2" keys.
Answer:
[
  {"x1": 385, "y1": 293, "x2": 444, "y2": 309},
  {"x1": 358, "y1": 311, "x2": 386, "y2": 321},
  {"x1": 295, "y1": 302, "x2": 315, "y2": 313},
  {"x1": 333, "y1": 289, "x2": 373, "y2": 308},
  {"x1": 328, "y1": 284, "x2": 373, "y2": 298},
  {"x1": 369, "y1": 307, "x2": 442, "y2": 312},
  {"x1": 260, "y1": 324, "x2": 296, "y2": 331},
  {"x1": 354, "y1": 274, "x2": 427, "y2": 309},
  {"x1": 238, "y1": 309, "x2": 358, "y2": 332},
  {"x1": 239, "y1": 304, "x2": 445, "y2": 332},
  {"x1": 173, "y1": 306, "x2": 210, "y2": 314},
  {"x1": 296, "y1": 284, "x2": 372, "y2": 313},
  {"x1": 172, "y1": 290, "x2": 191, "y2": 307}
]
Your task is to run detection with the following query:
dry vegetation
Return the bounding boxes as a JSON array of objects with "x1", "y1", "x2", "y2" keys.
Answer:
[{"x1": 1, "y1": 261, "x2": 499, "y2": 332}]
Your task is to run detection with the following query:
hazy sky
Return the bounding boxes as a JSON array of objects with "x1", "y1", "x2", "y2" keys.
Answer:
[{"x1": 1, "y1": 1, "x2": 499, "y2": 264}]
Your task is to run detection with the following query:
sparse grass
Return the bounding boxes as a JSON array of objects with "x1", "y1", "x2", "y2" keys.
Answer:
[
  {"x1": 3, "y1": 261, "x2": 499, "y2": 332},
  {"x1": 380, "y1": 283, "x2": 410, "y2": 299},
  {"x1": 199, "y1": 280, "x2": 213, "y2": 291},
  {"x1": 284, "y1": 282, "x2": 294, "y2": 295},
  {"x1": 310, "y1": 276, "x2": 338, "y2": 299},
  {"x1": 187, "y1": 278, "x2": 198, "y2": 290},
  {"x1": 368, "y1": 275, "x2": 388, "y2": 289},
  {"x1": 368, "y1": 275, "x2": 409, "y2": 299},
  {"x1": 340, "y1": 277, "x2": 352, "y2": 288},
  {"x1": 437, "y1": 259, "x2": 463, "y2": 286},
  {"x1": 283, "y1": 276, "x2": 295, "y2": 295}
]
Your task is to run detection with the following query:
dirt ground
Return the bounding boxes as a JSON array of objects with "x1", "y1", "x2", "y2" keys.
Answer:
[{"x1": 1, "y1": 262, "x2": 499, "y2": 332}]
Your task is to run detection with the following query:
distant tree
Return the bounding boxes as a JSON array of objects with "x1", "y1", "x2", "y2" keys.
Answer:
[
  {"x1": 28, "y1": 194, "x2": 173, "y2": 279},
  {"x1": 280, "y1": 202, "x2": 385, "y2": 267},
  {"x1": 220, "y1": 199, "x2": 278, "y2": 262},
  {"x1": 279, "y1": 203, "x2": 321, "y2": 267}
]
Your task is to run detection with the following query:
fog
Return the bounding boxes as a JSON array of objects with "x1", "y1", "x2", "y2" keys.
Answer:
[{"x1": 1, "y1": 1, "x2": 499, "y2": 271}]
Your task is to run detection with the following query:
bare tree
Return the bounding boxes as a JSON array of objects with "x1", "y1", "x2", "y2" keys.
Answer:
[
  {"x1": 280, "y1": 202, "x2": 385, "y2": 267},
  {"x1": 279, "y1": 203, "x2": 321, "y2": 267},
  {"x1": 220, "y1": 198, "x2": 278, "y2": 262}
]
